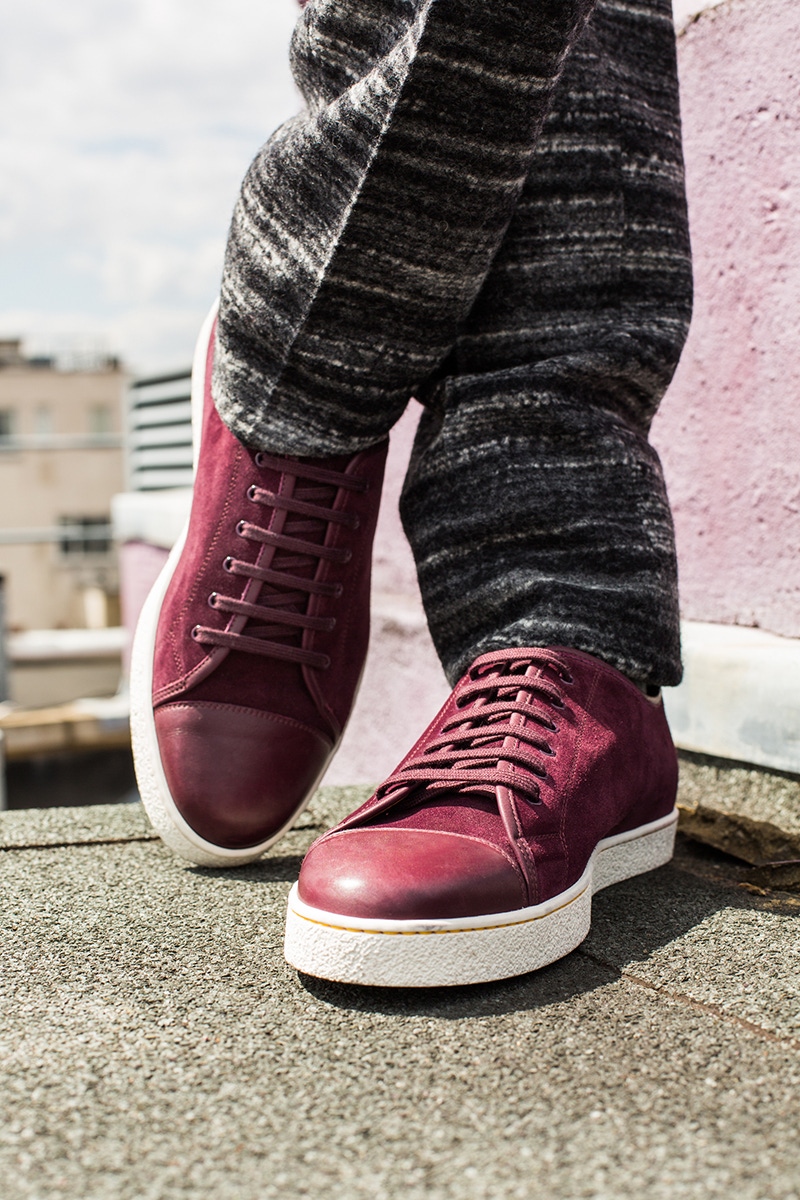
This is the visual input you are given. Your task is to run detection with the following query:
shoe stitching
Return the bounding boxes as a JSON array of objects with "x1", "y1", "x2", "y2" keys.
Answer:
[
  {"x1": 154, "y1": 700, "x2": 334, "y2": 746},
  {"x1": 292, "y1": 884, "x2": 588, "y2": 936},
  {"x1": 312, "y1": 824, "x2": 528, "y2": 907},
  {"x1": 558, "y1": 661, "x2": 599, "y2": 887}
]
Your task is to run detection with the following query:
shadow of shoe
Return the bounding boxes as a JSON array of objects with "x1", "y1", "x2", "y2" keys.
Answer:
[{"x1": 190, "y1": 854, "x2": 305, "y2": 884}]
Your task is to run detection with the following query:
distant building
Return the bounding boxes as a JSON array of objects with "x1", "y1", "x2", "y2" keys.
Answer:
[
  {"x1": 113, "y1": 367, "x2": 194, "y2": 680},
  {"x1": 0, "y1": 338, "x2": 126, "y2": 634}
]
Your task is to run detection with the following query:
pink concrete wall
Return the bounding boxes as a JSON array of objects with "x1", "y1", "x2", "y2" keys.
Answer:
[
  {"x1": 652, "y1": 0, "x2": 800, "y2": 634},
  {"x1": 118, "y1": 540, "x2": 169, "y2": 676},
  {"x1": 371, "y1": 401, "x2": 423, "y2": 598}
]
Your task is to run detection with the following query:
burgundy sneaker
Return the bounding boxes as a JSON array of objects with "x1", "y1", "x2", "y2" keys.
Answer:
[
  {"x1": 285, "y1": 646, "x2": 678, "y2": 986},
  {"x1": 131, "y1": 306, "x2": 387, "y2": 866}
]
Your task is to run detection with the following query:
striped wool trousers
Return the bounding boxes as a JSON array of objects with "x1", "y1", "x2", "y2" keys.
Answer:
[{"x1": 213, "y1": 0, "x2": 693, "y2": 689}]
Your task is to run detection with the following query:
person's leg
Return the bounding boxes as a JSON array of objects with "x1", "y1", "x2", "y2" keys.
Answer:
[
  {"x1": 402, "y1": 0, "x2": 693, "y2": 690},
  {"x1": 286, "y1": 0, "x2": 694, "y2": 987},
  {"x1": 132, "y1": 0, "x2": 599, "y2": 867},
  {"x1": 214, "y1": 0, "x2": 596, "y2": 455}
]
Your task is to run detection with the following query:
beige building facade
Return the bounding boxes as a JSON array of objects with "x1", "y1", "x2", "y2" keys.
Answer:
[{"x1": 0, "y1": 339, "x2": 126, "y2": 634}]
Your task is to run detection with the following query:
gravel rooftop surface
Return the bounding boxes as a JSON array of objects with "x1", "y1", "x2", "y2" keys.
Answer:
[{"x1": 2, "y1": 788, "x2": 799, "y2": 1200}]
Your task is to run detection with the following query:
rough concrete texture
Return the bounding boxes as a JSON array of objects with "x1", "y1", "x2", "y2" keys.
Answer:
[
  {"x1": 0, "y1": 799, "x2": 154, "y2": 850},
  {"x1": 2, "y1": 793, "x2": 800, "y2": 1200},
  {"x1": 652, "y1": 0, "x2": 800, "y2": 635}
]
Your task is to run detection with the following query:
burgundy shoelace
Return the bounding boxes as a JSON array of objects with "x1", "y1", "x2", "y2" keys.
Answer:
[
  {"x1": 377, "y1": 652, "x2": 575, "y2": 804},
  {"x1": 191, "y1": 452, "x2": 367, "y2": 668}
]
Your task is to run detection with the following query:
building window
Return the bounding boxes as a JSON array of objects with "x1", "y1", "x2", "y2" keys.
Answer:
[
  {"x1": 89, "y1": 404, "x2": 112, "y2": 435},
  {"x1": 0, "y1": 409, "x2": 17, "y2": 442},
  {"x1": 58, "y1": 516, "x2": 112, "y2": 556},
  {"x1": 35, "y1": 405, "x2": 53, "y2": 436}
]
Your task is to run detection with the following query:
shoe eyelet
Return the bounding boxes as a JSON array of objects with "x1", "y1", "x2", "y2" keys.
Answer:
[
  {"x1": 542, "y1": 744, "x2": 556, "y2": 757},
  {"x1": 236, "y1": 520, "x2": 247, "y2": 536},
  {"x1": 208, "y1": 592, "x2": 218, "y2": 609},
  {"x1": 342, "y1": 549, "x2": 353, "y2": 563},
  {"x1": 247, "y1": 484, "x2": 258, "y2": 501},
  {"x1": 191, "y1": 625, "x2": 201, "y2": 640},
  {"x1": 560, "y1": 672, "x2": 575, "y2": 685},
  {"x1": 334, "y1": 584, "x2": 344, "y2": 598},
  {"x1": 551, "y1": 697, "x2": 565, "y2": 709},
  {"x1": 254, "y1": 452, "x2": 265, "y2": 468},
  {"x1": 352, "y1": 516, "x2": 361, "y2": 530},
  {"x1": 223, "y1": 557, "x2": 234, "y2": 572},
  {"x1": 320, "y1": 655, "x2": 332, "y2": 670}
]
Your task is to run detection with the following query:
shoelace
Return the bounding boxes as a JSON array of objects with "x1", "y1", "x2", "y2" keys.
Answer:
[
  {"x1": 191, "y1": 452, "x2": 367, "y2": 669},
  {"x1": 377, "y1": 651, "x2": 575, "y2": 805}
]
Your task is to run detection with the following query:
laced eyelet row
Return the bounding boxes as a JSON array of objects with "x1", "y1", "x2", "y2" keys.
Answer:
[
  {"x1": 189, "y1": 454, "x2": 367, "y2": 670},
  {"x1": 375, "y1": 652, "x2": 576, "y2": 806}
]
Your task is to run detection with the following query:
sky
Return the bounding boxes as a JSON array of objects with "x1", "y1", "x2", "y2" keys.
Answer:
[
  {"x1": 0, "y1": 0, "x2": 299, "y2": 374},
  {"x1": 1, "y1": 0, "x2": 712, "y2": 377}
]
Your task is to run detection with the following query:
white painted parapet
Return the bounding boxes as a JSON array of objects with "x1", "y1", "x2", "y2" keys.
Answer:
[{"x1": 665, "y1": 623, "x2": 800, "y2": 775}]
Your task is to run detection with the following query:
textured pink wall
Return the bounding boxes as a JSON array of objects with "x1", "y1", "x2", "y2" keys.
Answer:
[{"x1": 652, "y1": 0, "x2": 800, "y2": 634}]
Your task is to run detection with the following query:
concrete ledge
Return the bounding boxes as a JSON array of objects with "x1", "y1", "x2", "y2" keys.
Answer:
[
  {"x1": 664, "y1": 622, "x2": 800, "y2": 775},
  {"x1": 0, "y1": 787, "x2": 371, "y2": 852},
  {"x1": 673, "y1": 0, "x2": 728, "y2": 33},
  {"x1": 0, "y1": 801, "x2": 153, "y2": 850}
]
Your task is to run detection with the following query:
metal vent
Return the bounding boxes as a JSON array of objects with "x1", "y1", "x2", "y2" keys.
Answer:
[{"x1": 127, "y1": 370, "x2": 193, "y2": 491}]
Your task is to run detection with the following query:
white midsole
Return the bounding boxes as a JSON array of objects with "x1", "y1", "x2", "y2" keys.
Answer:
[{"x1": 283, "y1": 809, "x2": 678, "y2": 986}]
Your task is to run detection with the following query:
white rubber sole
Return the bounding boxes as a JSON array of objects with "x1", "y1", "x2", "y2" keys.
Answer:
[
  {"x1": 129, "y1": 302, "x2": 341, "y2": 867},
  {"x1": 284, "y1": 808, "x2": 678, "y2": 987}
]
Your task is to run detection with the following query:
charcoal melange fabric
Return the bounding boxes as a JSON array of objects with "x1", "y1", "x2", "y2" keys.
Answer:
[{"x1": 213, "y1": 0, "x2": 693, "y2": 689}]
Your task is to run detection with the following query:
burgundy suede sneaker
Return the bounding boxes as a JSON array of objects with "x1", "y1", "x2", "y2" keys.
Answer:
[
  {"x1": 131, "y1": 305, "x2": 387, "y2": 866},
  {"x1": 284, "y1": 646, "x2": 679, "y2": 986}
]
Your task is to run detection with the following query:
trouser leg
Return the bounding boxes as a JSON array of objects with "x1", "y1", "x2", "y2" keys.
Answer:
[
  {"x1": 401, "y1": 0, "x2": 693, "y2": 688},
  {"x1": 214, "y1": 0, "x2": 595, "y2": 454}
]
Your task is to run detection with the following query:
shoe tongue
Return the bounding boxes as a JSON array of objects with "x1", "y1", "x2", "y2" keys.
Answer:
[
  {"x1": 254, "y1": 458, "x2": 344, "y2": 637},
  {"x1": 274, "y1": 480, "x2": 334, "y2": 578},
  {"x1": 268, "y1": 451, "x2": 352, "y2": 584}
]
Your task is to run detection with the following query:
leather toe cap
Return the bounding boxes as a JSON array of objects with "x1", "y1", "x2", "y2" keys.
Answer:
[
  {"x1": 154, "y1": 701, "x2": 332, "y2": 850},
  {"x1": 298, "y1": 828, "x2": 526, "y2": 920}
]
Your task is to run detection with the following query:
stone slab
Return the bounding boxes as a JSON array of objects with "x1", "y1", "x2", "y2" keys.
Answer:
[
  {"x1": 2, "y1": 798, "x2": 800, "y2": 1200},
  {"x1": 678, "y1": 751, "x2": 800, "y2": 868},
  {"x1": 586, "y1": 838, "x2": 800, "y2": 1043},
  {"x1": 0, "y1": 787, "x2": 369, "y2": 853},
  {"x1": 0, "y1": 800, "x2": 154, "y2": 851}
]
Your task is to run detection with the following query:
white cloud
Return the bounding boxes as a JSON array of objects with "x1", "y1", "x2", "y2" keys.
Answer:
[
  {"x1": 1, "y1": 1, "x2": 698, "y2": 373},
  {"x1": 0, "y1": 0, "x2": 300, "y2": 373}
]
